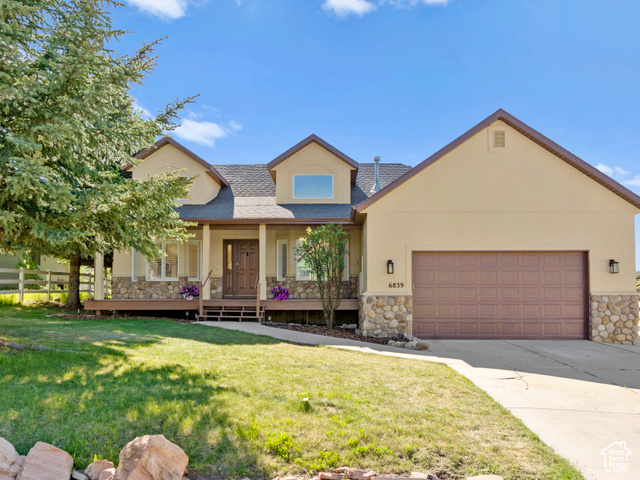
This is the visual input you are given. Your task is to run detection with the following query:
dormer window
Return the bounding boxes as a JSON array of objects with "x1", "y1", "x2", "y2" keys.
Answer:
[{"x1": 293, "y1": 175, "x2": 333, "y2": 199}]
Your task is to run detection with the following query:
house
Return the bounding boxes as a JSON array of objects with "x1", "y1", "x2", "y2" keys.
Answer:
[{"x1": 85, "y1": 109, "x2": 640, "y2": 345}]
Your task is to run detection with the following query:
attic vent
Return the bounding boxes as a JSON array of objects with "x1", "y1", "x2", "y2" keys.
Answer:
[{"x1": 493, "y1": 130, "x2": 506, "y2": 148}]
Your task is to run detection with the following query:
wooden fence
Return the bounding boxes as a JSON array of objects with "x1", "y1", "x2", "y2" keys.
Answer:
[{"x1": 0, "y1": 267, "x2": 106, "y2": 304}]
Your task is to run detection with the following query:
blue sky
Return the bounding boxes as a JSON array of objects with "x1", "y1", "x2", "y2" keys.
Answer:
[{"x1": 113, "y1": 0, "x2": 640, "y2": 268}]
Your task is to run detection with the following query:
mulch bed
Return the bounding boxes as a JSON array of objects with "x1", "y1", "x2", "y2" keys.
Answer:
[{"x1": 265, "y1": 323, "x2": 391, "y2": 345}]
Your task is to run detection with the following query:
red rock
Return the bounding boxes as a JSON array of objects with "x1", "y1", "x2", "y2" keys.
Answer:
[
  {"x1": 16, "y1": 442, "x2": 73, "y2": 480},
  {"x1": 86, "y1": 459, "x2": 116, "y2": 480},
  {"x1": 114, "y1": 435, "x2": 188, "y2": 480}
]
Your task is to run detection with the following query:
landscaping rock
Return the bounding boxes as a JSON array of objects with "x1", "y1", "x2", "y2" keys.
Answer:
[
  {"x1": 16, "y1": 441, "x2": 73, "y2": 480},
  {"x1": 343, "y1": 469, "x2": 375, "y2": 480},
  {"x1": 319, "y1": 473, "x2": 342, "y2": 480},
  {"x1": 114, "y1": 435, "x2": 188, "y2": 480},
  {"x1": 99, "y1": 468, "x2": 116, "y2": 480},
  {"x1": 466, "y1": 476, "x2": 504, "y2": 480},
  {"x1": 72, "y1": 471, "x2": 89, "y2": 480},
  {"x1": 86, "y1": 459, "x2": 116, "y2": 480},
  {"x1": 410, "y1": 474, "x2": 437, "y2": 480},
  {"x1": 415, "y1": 341, "x2": 430, "y2": 351},
  {"x1": 0, "y1": 437, "x2": 21, "y2": 479}
]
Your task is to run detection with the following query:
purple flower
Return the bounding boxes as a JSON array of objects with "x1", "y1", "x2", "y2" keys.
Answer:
[
  {"x1": 180, "y1": 285, "x2": 200, "y2": 298},
  {"x1": 271, "y1": 284, "x2": 289, "y2": 301}
]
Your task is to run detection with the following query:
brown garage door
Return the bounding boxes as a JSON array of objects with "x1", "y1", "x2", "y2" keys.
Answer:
[{"x1": 412, "y1": 252, "x2": 587, "y2": 339}]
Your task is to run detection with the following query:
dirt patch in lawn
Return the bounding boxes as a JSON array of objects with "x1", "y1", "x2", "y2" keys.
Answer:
[{"x1": 265, "y1": 322, "x2": 392, "y2": 345}]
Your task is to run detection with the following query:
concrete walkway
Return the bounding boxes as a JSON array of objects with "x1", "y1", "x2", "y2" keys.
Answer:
[{"x1": 200, "y1": 321, "x2": 640, "y2": 480}]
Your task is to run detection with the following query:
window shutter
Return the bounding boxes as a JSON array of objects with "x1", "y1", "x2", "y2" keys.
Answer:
[
  {"x1": 277, "y1": 240, "x2": 288, "y2": 281},
  {"x1": 188, "y1": 242, "x2": 200, "y2": 280}
]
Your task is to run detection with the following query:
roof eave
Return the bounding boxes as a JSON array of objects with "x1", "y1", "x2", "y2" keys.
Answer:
[
  {"x1": 267, "y1": 134, "x2": 359, "y2": 185},
  {"x1": 355, "y1": 108, "x2": 640, "y2": 213},
  {"x1": 127, "y1": 137, "x2": 230, "y2": 188}
]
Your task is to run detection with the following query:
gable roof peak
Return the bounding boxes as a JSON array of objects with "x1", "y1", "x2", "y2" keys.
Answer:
[
  {"x1": 130, "y1": 136, "x2": 228, "y2": 187},
  {"x1": 267, "y1": 133, "x2": 359, "y2": 184},
  {"x1": 353, "y1": 109, "x2": 640, "y2": 214}
]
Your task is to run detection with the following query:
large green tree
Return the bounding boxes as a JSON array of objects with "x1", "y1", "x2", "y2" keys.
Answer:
[{"x1": 0, "y1": 0, "x2": 194, "y2": 306}]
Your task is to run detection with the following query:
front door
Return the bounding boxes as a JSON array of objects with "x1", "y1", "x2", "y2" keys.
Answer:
[{"x1": 223, "y1": 240, "x2": 259, "y2": 297}]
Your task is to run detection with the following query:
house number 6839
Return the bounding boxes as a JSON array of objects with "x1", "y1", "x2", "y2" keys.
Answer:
[{"x1": 388, "y1": 282, "x2": 404, "y2": 289}]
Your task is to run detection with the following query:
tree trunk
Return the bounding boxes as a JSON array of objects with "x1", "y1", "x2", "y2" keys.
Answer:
[{"x1": 67, "y1": 254, "x2": 81, "y2": 308}]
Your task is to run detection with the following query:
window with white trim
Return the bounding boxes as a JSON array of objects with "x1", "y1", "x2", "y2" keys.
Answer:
[
  {"x1": 187, "y1": 241, "x2": 201, "y2": 281},
  {"x1": 276, "y1": 239, "x2": 288, "y2": 281},
  {"x1": 146, "y1": 241, "x2": 179, "y2": 281},
  {"x1": 295, "y1": 240, "x2": 349, "y2": 281},
  {"x1": 293, "y1": 175, "x2": 333, "y2": 199}
]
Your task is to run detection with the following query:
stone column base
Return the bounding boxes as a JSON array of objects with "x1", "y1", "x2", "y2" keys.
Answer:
[
  {"x1": 359, "y1": 295, "x2": 413, "y2": 338},
  {"x1": 590, "y1": 294, "x2": 639, "y2": 345}
]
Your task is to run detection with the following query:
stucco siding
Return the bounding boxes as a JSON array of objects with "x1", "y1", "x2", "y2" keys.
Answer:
[
  {"x1": 129, "y1": 143, "x2": 222, "y2": 204},
  {"x1": 271, "y1": 142, "x2": 356, "y2": 204},
  {"x1": 361, "y1": 120, "x2": 638, "y2": 296}
]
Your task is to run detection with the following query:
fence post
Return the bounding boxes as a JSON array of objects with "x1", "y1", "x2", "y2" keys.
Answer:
[
  {"x1": 18, "y1": 267, "x2": 25, "y2": 304},
  {"x1": 46, "y1": 269, "x2": 52, "y2": 303}
]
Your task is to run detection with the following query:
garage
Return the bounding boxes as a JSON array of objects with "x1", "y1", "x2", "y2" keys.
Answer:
[{"x1": 412, "y1": 251, "x2": 588, "y2": 339}]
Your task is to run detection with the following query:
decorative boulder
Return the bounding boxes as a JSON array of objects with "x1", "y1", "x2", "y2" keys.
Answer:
[
  {"x1": 16, "y1": 442, "x2": 73, "y2": 480},
  {"x1": 114, "y1": 435, "x2": 188, "y2": 480},
  {"x1": 99, "y1": 468, "x2": 116, "y2": 480},
  {"x1": 86, "y1": 460, "x2": 116, "y2": 480},
  {"x1": 0, "y1": 438, "x2": 22, "y2": 479}
]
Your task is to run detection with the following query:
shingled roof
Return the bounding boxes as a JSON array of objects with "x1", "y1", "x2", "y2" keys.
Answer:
[{"x1": 176, "y1": 162, "x2": 411, "y2": 223}]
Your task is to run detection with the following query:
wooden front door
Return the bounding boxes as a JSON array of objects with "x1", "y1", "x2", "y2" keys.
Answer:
[{"x1": 223, "y1": 240, "x2": 259, "y2": 297}]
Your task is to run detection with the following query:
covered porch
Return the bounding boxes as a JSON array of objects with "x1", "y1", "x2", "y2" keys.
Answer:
[{"x1": 87, "y1": 222, "x2": 361, "y2": 320}]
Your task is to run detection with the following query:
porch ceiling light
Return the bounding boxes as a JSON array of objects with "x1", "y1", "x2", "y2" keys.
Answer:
[
  {"x1": 387, "y1": 260, "x2": 394, "y2": 275},
  {"x1": 609, "y1": 259, "x2": 619, "y2": 274}
]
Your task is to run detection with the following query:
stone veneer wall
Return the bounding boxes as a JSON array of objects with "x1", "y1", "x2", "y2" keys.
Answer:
[
  {"x1": 112, "y1": 276, "x2": 196, "y2": 299},
  {"x1": 359, "y1": 295, "x2": 413, "y2": 338},
  {"x1": 590, "y1": 294, "x2": 639, "y2": 345},
  {"x1": 266, "y1": 276, "x2": 359, "y2": 300}
]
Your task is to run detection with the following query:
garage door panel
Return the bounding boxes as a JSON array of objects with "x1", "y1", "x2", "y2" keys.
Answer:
[
  {"x1": 413, "y1": 251, "x2": 587, "y2": 339},
  {"x1": 522, "y1": 288, "x2": 540, "y2": 300},
  {"x1": 542, "y1": 304, "x2": 562, "y2": 317}
]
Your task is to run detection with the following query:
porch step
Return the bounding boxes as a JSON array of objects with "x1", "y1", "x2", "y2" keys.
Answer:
[{"x1": 197, "y1": 305, "x2": 265, "y2": 322}]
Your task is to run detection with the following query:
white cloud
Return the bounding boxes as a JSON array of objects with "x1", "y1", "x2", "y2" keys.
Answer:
[
  {"x1": 127, "y1": 0, "x2": 188, "y2": 20},
  {"x1": 625, "y1": 175, "x2": 640, "y2": 187},
  {"x1": 595, "y1": 163, "x2": 630, "y2": 181},
  {"x1": 174, "y1": 117, "x2": 242, "y2": 147},
  {"x1": 132, "y1": 98, "x2": 152, "y2": 119},
  {"x1": 322, "y1": 0, "x2": 450, "y2": 17},
  {"x1": 322, "y1": 0, "x2": 377, "y2": 17}
]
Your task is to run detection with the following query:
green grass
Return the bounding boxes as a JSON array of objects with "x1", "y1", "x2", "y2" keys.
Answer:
[
  {"x1": 0, "y1": 305, "x2": 583, "y2": 480},
  {"x1": 0, "y1": 292, "x2": 90, "y2": 306}
]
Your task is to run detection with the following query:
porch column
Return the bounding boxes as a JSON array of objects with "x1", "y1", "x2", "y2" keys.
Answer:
[
  {"x1": 94, "y1": 250, "x2": 104, "y2": 300},
  {"x1": 259, "y1": 223, "x2": 267, "y2": 300},
  {"x1": 202, "y1": 224, "x2": 211, "y2": 300}
]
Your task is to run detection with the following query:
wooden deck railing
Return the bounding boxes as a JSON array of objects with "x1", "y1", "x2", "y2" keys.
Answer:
[{"x1": 0, "y1": 267, "x2": 106, "y2": 304}]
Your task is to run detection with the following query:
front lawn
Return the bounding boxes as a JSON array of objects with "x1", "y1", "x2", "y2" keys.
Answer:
[{"x1": 0, "y1": 306, "x2": 582, "y2": 480}]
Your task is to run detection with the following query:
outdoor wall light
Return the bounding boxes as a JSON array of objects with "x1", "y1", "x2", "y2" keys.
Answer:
[
  {"x1": 609, "y1": 259, "x2": 619, "y2": 274},
  {"x1": 387, "y1": 260, "x2": 394, "y2": 274}
]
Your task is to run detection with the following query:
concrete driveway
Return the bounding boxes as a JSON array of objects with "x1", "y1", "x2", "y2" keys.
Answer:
[{"x1": 202, "y1": 322, "x2": 640, "y2": 480}]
